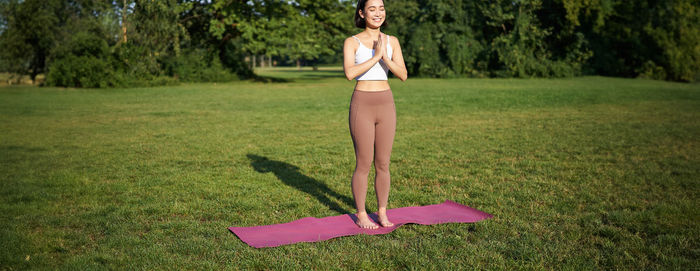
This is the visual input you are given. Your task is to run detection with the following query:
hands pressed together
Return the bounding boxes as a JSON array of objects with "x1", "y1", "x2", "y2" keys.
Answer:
[
  {"x1": 343, "y1": 31, "x2": 407, "y2": 81},
  {"x1": 372, "y1": 33, "x2": 390, "y2": 61}
]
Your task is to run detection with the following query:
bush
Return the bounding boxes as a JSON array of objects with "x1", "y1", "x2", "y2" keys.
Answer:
[
  {"x1": 636, "y1": 61, "x2": 668, "y2": 81},
  {"x1": 111, "y1": 42, "x2": 162, "y2": 82},
  {"x1": 46, "y1": 55, "x2": 119, "y2": 88},
  {"x1": 47, "y1": 36, "x2": 242, "y2": 88},
  {"x1": 161, "y1": 49, "x2": 239, "y2": 83},
  {"x1": 46, "y1": 32, "x2": 121, "y2": 88}
]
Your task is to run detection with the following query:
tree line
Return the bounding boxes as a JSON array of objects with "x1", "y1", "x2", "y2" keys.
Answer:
[
  {"x1": 389, "y1": 0, "x2": 699, "y2": 82},
  {"x1": 0, "y1": 0, "x2": 697, "y2": 88}
]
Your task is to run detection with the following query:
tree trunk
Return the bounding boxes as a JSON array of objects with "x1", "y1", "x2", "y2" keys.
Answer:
[
  {"x1": 269, "y1": 56, "x2": 273, "y2": 67},
  {"x1": 296, "y1": 59, "x2": 301, "y2": 70},
  {"x1": 260, "y1": 55, "x2": 265, "y2": 68},
  {"x1": 122, "y1": 0, "x2": 128, "y2": 43},
  {"x1": 252, "y1": 54, "x2": 256, "y2": 69},
  {"x1": 311, "y1": 58, "x2": 318, "y2": 71}
]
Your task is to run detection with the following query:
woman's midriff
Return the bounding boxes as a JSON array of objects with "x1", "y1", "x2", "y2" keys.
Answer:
[{"x1": 355, "y1": 80, "x2": 391, "y2": 92}]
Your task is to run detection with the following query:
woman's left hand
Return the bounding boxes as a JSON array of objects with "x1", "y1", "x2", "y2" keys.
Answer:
[{"x1": 379, "y1": 33, "x2": 389, "y2": 61}]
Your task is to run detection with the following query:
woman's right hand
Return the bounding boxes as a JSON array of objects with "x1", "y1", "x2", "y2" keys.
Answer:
[{"x1": 372, "y1": 35, "x2": 384, "y2": 60}]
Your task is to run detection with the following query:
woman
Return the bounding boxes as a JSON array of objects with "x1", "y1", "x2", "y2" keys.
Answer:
[{"x1": 343, "y1": 0, "x2": 407, "y2": 229}]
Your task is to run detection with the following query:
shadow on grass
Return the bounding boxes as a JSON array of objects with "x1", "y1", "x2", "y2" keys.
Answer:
[
  {"x1": 250, "y1": 68, "x2": 345, "y2": 83},
  {"x1": 250, "y1": 74, "x2": 292, "y2": 83},
  {"x1": 298, "y1": 73, "x2": 344, "y2": 79},
  {"x1": 246, "y1": 154, "x2": 355, "y2": 215}
]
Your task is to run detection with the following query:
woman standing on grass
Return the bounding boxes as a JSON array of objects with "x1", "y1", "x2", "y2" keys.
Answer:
[{"x1": 343, "y1": 0, "x2": 407, "y2": 229}]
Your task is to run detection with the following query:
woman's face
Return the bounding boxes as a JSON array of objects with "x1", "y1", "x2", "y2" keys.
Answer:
[{"x1": 360, "y1": 0, "x2": 385, "y2": 29}]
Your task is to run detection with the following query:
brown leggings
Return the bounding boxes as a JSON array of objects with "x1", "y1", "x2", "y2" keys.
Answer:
[{"x1": 348, "y1": 88, "x2": 396, "y2": 213}]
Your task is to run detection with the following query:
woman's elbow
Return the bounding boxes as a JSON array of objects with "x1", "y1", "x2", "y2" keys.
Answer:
[
  {"x1": 399, "y1": 74, "x2": 408, "y2": 82},
  {"x1": 343, "y1": 70, "x2": 354, "y2": 80}
]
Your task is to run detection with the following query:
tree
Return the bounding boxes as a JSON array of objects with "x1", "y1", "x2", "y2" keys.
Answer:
[
  {"x1": 289, "y1": 0, "x2": 354, "y2": 69},
  {"x1": 130, "y1": 0, "x2": 191, "y2": 57},
  {"x1": 559, "y1": 0, "x2": 700, "y2": 82},
  {"x1": 209, "y1": 0, "x2": 353, "y2": 69},
  {"x1": 387, "y1": 0, "x2": 586, "y2": 78},
  {"x1": 0, "y1": 0, "x2": 60, "y2": 83},
  {"x1": 0, "y1": 0, "x2": 118, "y2": 84},
  {"x1": 641, "y1": 0, "x2": 699, "y2": 82}
]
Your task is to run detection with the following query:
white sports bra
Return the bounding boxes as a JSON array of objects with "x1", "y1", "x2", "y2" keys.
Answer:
[{"x1": 353, "y1": 35, "x2": 392, "y2": 81}]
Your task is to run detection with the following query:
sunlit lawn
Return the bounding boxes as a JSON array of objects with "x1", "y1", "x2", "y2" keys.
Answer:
[{"x1": 1, "y1": 68, "x2": 698, "y2": 269}]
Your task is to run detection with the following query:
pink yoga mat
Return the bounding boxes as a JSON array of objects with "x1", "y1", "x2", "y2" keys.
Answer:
[{"x1": 229, "y1": 200, "x2": 492, "y2": 248}]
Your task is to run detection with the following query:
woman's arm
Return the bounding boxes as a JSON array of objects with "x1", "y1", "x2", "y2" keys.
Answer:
[
  {"x1": 343, "y1": 37, "x2": 384, "y2": 81},
  {"x1": 381, "y1": 34, "x2": 408, "y2": 81}
]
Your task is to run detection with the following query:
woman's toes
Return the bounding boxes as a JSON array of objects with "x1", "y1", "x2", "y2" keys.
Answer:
[
  {"x1": 365, "y1": 223, "x2": 378, "y2": 229},
  {"x1": 356, "y1": 220, "x2": 379, "y2": 229},
  {"x1": 379, "y1": 220, "x2": 394, "y2": 227},
  {"x1": 377, "y1": 214, "x2": 394, "y2": 227}
]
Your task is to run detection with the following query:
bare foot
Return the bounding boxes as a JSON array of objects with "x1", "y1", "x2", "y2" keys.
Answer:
[
  {"x1": 377, "y1": 209, "x2": 394, "y2": 227},
  {"x1": 355, "y1": 212, "x2": 379, "y2": 229}
]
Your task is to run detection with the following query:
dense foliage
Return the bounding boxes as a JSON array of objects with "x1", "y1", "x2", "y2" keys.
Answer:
[
  {"x1": 386, "y1": 0, "x2": 699, "y2": 81},
  {"x1": 0, "y1": 0, "x2": 698, "y2": 87}
]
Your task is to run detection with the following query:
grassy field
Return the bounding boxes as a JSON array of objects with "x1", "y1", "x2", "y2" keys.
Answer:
[{"x1": 1, "y1": 68, "x2": 698, "y2": 270}]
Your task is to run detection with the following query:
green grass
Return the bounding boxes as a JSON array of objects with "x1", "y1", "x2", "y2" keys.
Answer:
[{"x1": 1, "y1": 69, "x2": 698, "y2": 270}]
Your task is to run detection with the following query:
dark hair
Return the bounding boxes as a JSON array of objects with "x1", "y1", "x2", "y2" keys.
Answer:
[{"x1": 354, "y1": 0, "x2": 388, "y2": 29}]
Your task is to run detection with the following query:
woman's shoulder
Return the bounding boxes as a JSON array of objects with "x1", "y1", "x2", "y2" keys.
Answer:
[
  {"x1": 386, "y1": 34, "x2": 400, "y2": 43},
  {"x1": 346, "y1": 33, "x2": 365, "y2": 42},
  {"x1": 344, "y1": 36, "x2": 359, "y2": 47},
  {"x1": 385, "y1": 34, "x2": 401, "y2": 48},
  {"x1": 346, "y1": 33, "x2": 364, "y2": 42}
]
